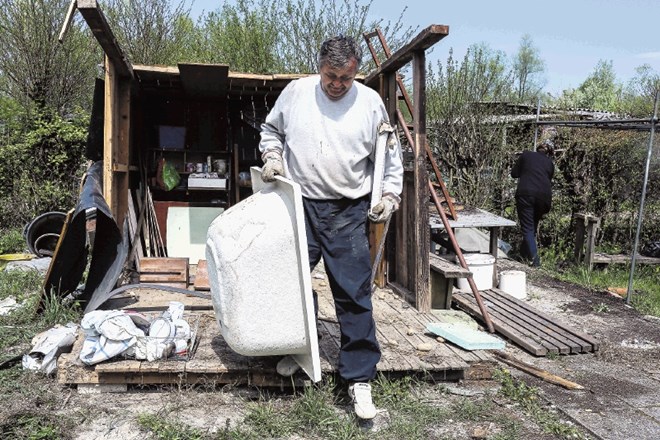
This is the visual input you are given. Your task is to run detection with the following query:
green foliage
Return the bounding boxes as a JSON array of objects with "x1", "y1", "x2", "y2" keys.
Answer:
[
  {"x1": 195, "y1": 0, "x2": 414, "y2": 74},
  {"x1": 0, "y1": 228, "x2": 26, "y2": 254},
  {"x1": 554, "y1": 60, "x2": 624, "y2": 112},
  {"x1": 512, "y1": 34, "x2": 546, "y2": 103},
  {"x1": 197, "y1": 0, "x2": 281, "y2": 73},
  {"x1": 495, "y1": 369, "x2": 586, "y2": 439},
  {"x1": 137, "y1": 413, "x2": 206, "y2": 439},
  {"x1": 104, "y1": 0, "x2": 196, "y2": 65},
  {"x1": 0, "y1": 0, "x2": 99, "y2": 115},
  {"x1": 0, "y1": 110, "x2": 87, "y2": 229},
  {"x1": 621, "y1": 64, "x2": 660, "y2": 117}
]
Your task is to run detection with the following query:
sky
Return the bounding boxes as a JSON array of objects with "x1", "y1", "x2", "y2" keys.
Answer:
[{"x1": 184, "y1": 0, "x2": 660, "y2": 96}]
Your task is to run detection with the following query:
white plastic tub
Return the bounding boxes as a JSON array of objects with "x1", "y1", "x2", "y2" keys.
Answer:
[
  {"x1": 498, "y1": 270, "x2": 527, "y2": 300},
  {"x1": 455, "y1": 253, "x2": 495, "y2": 291},
  {"x1": 205, "y1": 168, "x2": 320, "y2": 382}
]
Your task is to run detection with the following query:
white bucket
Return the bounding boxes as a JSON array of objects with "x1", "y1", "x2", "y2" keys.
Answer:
[
  {"x1": 455, "y1": 253, "x2": 495, "y2": 291},
  {"x1": 498, "y1": 270, "x2": 527, "y2": 300}
]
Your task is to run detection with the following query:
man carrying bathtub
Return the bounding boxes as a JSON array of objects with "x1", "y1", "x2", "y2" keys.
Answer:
[{"x1": 259, "y1": 35, "x2": 403, "y2": 420}]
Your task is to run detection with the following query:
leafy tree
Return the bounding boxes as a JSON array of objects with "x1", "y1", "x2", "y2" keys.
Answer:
[
  {"x1": 196, "y1": 0, "x2": 281, "y2": 72},
  {"x1": 0, "y1": 0, "x2": 100, "y2": 115},
  {"x1": 561, "y1": 60, "x2": 623, "y2": 111},
  {"x1": 194, "y1": 0, "x2": 413, "y2": 74},
  {"x1": 621, "y1": 64, "x2": 660, "y2": 117},
  {"x1": 104, "y1": 0, "x2": 195, "y2": 65},
  {"x1": 511, "y1": 34, "x2": 545, "y2": 104},
  {"x1": 426, "y1": 45, "x2": 515, "y2": 211}
]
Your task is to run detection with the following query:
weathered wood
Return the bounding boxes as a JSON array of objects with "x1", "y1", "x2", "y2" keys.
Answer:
[
  {"x1": 412, "y1": 50, "x2": 430, "y2": 312},
  {"x1": 139, "y1": 257, "x2": 189, "y2": 288},
  {"x1": 453, "y1": 288, "x2": 599, "y2": 356},
  {"x1": 77, "y1": 0, "x2": 133, "y2": 78},
  {"x1": 364, "y1": 25, "x2": 449, "y2": 87},
  {"x1": 103, "y1": 57, "x2": 131, "y2": 227},
  {"x1": 193, "y1": 260, "x2": 210, "y2": 291},
  {"x1": 429, "y1": 254, "x2": 472, "y2": 278},
  {"x1": 59, "y1": 285, "x2": 495, "y2": 387},
  {"x1": 478, "y1": 290, "x2": 592, "y2": 353},
  {"x1": 593, "y1": 253, "x2": 660, "y2": 265},
  {"x1": 494, "y1": 351, "x2": 585, "y2": 390}
]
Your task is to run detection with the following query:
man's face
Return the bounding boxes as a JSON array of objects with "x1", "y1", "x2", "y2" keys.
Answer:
[{"x1": 319, "y1": 58, "x2": 358, "y2": 101}]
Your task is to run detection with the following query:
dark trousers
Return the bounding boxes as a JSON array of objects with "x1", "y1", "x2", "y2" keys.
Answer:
[
  {"x1": 303, "y1": 196, "x2": 380, "y2": 383},
  {"x1": 516, "y1": 195, "x2": 550, "y2": 263}
]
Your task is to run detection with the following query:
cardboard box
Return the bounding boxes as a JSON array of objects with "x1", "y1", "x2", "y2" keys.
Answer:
[{"x1": 187, "y1": 177, "x2": 227, "y2": 189}]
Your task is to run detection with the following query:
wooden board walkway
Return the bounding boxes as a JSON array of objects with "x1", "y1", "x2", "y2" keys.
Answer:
[
  {"x1": 58, "y1": 283, "x2": 496, "y2": 387},
  {"x1": 453, "y1": 288, "x2": 600, "y2": 357}
]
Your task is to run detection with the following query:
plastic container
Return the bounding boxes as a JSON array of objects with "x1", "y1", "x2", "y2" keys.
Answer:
[
  {"x1": 498, "y1": 270, "x2": 527, "y2": 299},
  {"x1": 23, "y1": 211, "x2": 67, "y2": 257},
  {"x1": 455, "y1": 253, "x2": 495, "y2": 291}
]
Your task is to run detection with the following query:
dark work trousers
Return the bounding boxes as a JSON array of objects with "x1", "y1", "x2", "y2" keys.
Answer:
[
  {"x1": 303, "y1": 195, "x2": 380, "y2": 383},
  {"x1": 516, "y1": 195, "x2": 550, "y2": 264}
]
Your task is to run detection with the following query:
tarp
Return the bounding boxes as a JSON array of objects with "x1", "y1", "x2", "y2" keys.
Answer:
[{"x1": 42, "y1": 161, "x2": 128, "y2": 313}]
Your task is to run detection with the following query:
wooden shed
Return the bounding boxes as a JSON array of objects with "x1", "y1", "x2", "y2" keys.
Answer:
[{"x1": 76, "y1": 0, "x2": 449, "y2": 312}]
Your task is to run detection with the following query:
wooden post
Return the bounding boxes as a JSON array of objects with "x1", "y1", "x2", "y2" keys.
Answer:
[
  {"x1": 412, "y1": 50, "x2": 430, "y2": 312},
  {"x1": 574, "y1": 213, "x2": 600, "y2": 269},
  {"x1": 103, "y1": 55, "x2": 131, "y2": 229}
]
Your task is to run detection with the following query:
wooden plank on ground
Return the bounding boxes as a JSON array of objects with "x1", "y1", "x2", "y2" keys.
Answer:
[
  {"x1": 194, "y1": 260, "x2": 210, "y2": 291},
  {"x1": 139, "y1": 257, "x2": 189, "y2": 288},
  {"x1": 474, "y1": 294, "x2": 571, "y2": 354},
  {"x1": 453, "y1": 293, "x2": 549, "y2": 356},
  {"x1": 478, "y1": 290, "x2": 590, "y2": 353},
  {"x1": 59, "y1": 284, "x2": 495, "y2": 386},
  {"x1": 453, "y1": 288, "x2": 599, "y2": 356},
  {"x1": 484, "y1": 288, "x2": 599, "y2": 350}
]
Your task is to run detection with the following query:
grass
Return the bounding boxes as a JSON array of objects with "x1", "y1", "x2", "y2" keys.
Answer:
[
  {"x1": 541, "y1": 249, "x2": 660, "y2": 317},
  {"x1": 0, "y1": 267, "x2": 83, "y2": 440},
  {"x1": 494, "y1": 369, "x2": 586, "y2": 439},
  {"x1": 132, "y1": 374, "x2": 589, "y2": 440}
]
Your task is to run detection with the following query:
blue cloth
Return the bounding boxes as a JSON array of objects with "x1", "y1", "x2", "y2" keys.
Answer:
[{"x1": 303, "y1": 195, "x2": 380, "y2": 382}]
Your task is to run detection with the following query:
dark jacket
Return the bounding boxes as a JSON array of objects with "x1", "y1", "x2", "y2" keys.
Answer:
[{"x1": 511, "y1": 151, "x2": 554, "y2": 203}]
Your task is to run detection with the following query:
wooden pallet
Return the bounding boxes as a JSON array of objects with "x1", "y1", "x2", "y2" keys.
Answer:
[
  {"x1": 58, "y1": 284, "x2": 496, "y2": 387},
  {"x1": 139, "y1": 257, "x2": 189, "y2": 289},
  {"x1": 453, "y1": 288, "x2": 599, "y2": 356}
]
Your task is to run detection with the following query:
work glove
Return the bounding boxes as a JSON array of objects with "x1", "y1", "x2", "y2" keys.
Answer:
[
  {"x1": 261, "y1": 151, "x2": 284, "y2": 182},
  {"x1": 368, "y1": 194, "x2": 399, "y2": 223}
]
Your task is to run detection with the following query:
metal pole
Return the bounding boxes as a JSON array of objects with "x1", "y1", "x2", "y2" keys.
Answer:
[
  {"x1": 533, "y1": 98, "x2": 541, "y2": 149},
  {"x1": 626, "y1": 92, "x2": 659, "y2": 304}
]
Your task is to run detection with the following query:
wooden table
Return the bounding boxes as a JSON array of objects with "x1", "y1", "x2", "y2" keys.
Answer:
[{"x1": 429, "y1": 207, "x2": 516, "y2": 258}]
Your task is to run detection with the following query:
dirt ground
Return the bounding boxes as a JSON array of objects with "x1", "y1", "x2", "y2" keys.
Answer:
[
  {"x1": 496, "y1": 258, "x2": 660, "y2": 440},
  {"x1": 15, "y1": 257, "x2": 659, "y2": 439}
]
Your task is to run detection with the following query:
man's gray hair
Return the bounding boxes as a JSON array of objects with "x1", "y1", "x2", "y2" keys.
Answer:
[{"x1": 318, "y1": 35, "x2": 363, "y2": 69}]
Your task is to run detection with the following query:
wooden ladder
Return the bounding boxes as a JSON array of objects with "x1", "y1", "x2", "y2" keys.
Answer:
[{"x1": 363, "y1": 28, "x2": 458, "y2": 220}]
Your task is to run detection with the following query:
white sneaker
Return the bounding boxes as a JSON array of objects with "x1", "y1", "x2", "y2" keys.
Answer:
[
  {"x1": 276, "y1": 355, "x2": 301, "y2": 376},
  {"x1": 348, "y1": 382, "x2": 377, "y2": 419}
]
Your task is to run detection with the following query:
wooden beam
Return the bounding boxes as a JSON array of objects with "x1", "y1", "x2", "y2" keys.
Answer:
[
  {"x1": 412, "y1": 50, "x2": 430, "y2": 312},
  {"x1": 103, "y1": 55, "x2": 131, "y2": 229},
  {"x1": 77, "y1": 0, "x2": 133, "y2": 79},
  {"x1": 364, "y1": 24, "x2": 449, "y2": 87}
]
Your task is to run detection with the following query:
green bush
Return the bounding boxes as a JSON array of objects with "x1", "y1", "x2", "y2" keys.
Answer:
[
  {"x1": 0, "y1": 228, "x2": 26, "y2": 254},
  {"x1": 0, "y1": 110, "x2": 88, "y2": 229}
]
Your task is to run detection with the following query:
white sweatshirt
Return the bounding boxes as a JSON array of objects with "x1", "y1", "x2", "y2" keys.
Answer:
[{"x1": 259, "y1": 75, "x2": 403, "y2": 201}]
